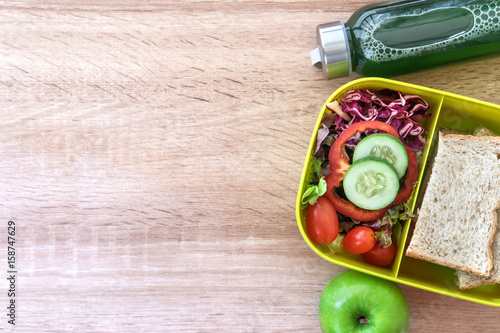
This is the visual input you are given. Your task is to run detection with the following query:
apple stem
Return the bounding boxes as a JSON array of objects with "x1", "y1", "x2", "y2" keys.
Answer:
[{"x1": 359, "y1": 316, "x2": 369, "y2": 325}]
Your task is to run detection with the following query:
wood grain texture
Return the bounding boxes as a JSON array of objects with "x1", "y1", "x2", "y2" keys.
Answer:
[{"x1": 0, "y1": 1, "x2": 499, "y2": 332}]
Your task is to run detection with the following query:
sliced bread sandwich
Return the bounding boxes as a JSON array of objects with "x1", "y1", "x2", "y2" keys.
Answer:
[
  {"x1": 456, "y1": 126, "x2": 500, "y2": 289},
  {"x1": 406, "y1": 132, "x2": 500, "y2": 277},
  {"x1": 456, "y1": 234, "x2": 500, "y2": 289}
]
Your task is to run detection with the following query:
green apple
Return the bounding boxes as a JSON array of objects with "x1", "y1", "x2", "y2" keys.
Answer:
[{"x1": 319, "y1": 270, "x2": 409, "y2": 333}]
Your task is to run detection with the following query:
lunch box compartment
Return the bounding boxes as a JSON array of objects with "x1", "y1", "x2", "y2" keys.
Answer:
[{"x1": 296, "y1": 77, "x2": 500, "y2": 306}]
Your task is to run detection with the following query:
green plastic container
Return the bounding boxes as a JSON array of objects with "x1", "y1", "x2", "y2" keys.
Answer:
[{"x1": 296, "y1": 77, "x2": 500, "y2": 307}]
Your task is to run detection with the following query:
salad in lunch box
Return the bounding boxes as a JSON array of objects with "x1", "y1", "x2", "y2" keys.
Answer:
[{"x1": 301, "y1": 89, "x2": 431, "y2": 267}]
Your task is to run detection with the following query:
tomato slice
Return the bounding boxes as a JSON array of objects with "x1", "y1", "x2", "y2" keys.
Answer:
[
  {"x1": 361, "y1": 243, "x2": 396, "y2": 267},
  {"x1": 342, "y1": 226, "x2": 376, "y2": 255},
  {"x1": 305, "y1": 197, "x2": 339, "y2": 244},
  {"x1": 324, "y1": 120, "x2": 418, "y2": 221}
]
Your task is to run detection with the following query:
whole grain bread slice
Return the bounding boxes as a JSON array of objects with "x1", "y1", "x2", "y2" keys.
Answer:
[
  {"x1": 456, "y1": 126, "x2": 500, "y2": 289},
  {"x1": 406, "y1": 133, "x2": 500, "y2": 277},
  {"x1": 456, "y1": 232, "x2": 500, "y2": 289},
  {"x1": 473, "y1": 124, "x2": 497, "y2": 137}
]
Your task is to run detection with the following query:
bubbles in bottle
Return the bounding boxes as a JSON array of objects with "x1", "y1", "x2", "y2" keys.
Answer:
[{"x1": 360, "y1": 1, "x2": 500, "y2": 62}]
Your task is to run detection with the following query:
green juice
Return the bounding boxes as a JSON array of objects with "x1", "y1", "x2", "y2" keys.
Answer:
[{"x1": 312, "y1": 0, "x2": 500, "y2": 78}]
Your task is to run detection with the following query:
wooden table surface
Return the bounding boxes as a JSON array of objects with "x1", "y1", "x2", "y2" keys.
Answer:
[{"x1": 1, "y1": 0, "x2": 500, "y2": 331}]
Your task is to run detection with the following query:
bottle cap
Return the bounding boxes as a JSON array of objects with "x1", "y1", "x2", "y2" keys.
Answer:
[{"x1": 310, "y1": 21, "x2": 351, "y2": 79}]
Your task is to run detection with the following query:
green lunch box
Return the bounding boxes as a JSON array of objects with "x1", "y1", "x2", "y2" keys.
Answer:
[{"x1": 296, "y1": 77, "x2": 500, "y2": 307}]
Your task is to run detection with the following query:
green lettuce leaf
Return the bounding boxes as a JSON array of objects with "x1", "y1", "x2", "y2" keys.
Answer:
[
  {"x1": 323, "y1": 234, "x2": 346, "y2": 254},
  {"x1": 301, "y1": 157, "x2": 328, "y2": 205}
]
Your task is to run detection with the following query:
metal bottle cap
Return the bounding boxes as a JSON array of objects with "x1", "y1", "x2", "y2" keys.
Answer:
[{"x1": 310, "y1": 21, "x2": 351, "y2": 79}]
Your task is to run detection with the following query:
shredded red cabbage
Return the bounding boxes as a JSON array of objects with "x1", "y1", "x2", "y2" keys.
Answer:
[{"x1": 333, "y1": 89, "x2": 430, "y2": 150}]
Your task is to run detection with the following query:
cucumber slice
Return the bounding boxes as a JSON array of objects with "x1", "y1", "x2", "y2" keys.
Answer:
[
  {"x1": 353, "y1": 133, "x2": 408, "y2": 179},
  {"x1": 343, "y1": 157, "x2": 400, "y2": 210}
]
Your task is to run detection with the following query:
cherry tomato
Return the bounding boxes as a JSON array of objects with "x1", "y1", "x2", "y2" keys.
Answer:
[
  {"x1": 362, "y1": 243, "x2": 396, "y2": 267},
  {"x1": 306, "y1": 196, "x2": 339, "y2": 244},
  {"x1": 342, "y1": 226, "x2": 376, "y2": 254}
]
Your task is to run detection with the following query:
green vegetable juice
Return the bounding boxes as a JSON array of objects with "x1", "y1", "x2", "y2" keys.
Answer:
[{"x1": 311, "y1": 0, "x2": 500, "y2": 78}]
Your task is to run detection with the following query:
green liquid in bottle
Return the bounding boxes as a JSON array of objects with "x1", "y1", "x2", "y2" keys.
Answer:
[
  {"x1": 372, "y1": 8, "x2": 474, "y2": 48},
  {"x1": 312, "y1": 0, "x2": 500, "y2": 78},
  {"x1": 348, "y1": 0, "x2": 500, "y2": 77}
]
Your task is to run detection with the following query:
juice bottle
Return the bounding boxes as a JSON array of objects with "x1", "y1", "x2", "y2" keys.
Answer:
[{"x1": 310, "y1": 0, "x2": 500, "y2": 78}]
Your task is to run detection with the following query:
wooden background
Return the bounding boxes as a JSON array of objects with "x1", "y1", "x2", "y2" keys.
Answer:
[{"x1": 0, "y1": 0, "x2": 499, "y2": 331}]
